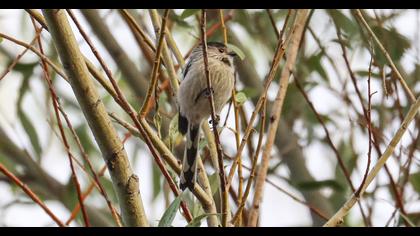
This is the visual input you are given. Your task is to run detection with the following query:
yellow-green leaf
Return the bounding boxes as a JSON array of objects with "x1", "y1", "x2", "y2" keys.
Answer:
[
  {"x1": 158, "y1": 195, "x2": 181, "y2": 227},
  {"x1": 227, "y1": 43, "x2": 245, "y2": 60}
]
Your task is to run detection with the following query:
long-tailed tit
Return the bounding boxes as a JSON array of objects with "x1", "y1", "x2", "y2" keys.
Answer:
[{"x1": 178, "y1": 42, "x2": 237, "y2": 191}]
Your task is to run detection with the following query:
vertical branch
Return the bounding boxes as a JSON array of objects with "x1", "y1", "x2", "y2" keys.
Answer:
[
  {"x1": 139, "y1": 9, "x2": 169, "y2": 117},
  {"x1": 247, "y1": 9, "x2": 309, "y2": 226},
  {"x1": 219, "y1": 9, "x2": 228, "y2": 44},
  {"x1": 66, "y1": 9, "x2": 193, "y2": 223},
  {"x1": 64, "y1": 10, "x2": 125, "y2": 226},
  {"x1": 226, "y1": 9, "x2": 297, "y2": 191},
  {"x1": 219, "y1": 8, "x2": 242, "y2": 225},
  {"x1": 231, "y1": 98, "x2": 267, "y2": 225},
  {"x1": 149, "y1": 9, "x2": 180, "y2": 97},
  {"x1": 356, "y1": 55, "x2": 376, "y2": 196},
  {"x1": 200, "y1": 9, "x2": 229, "y2": 227},
  {"x1": 42, "y1": 9, "x2": 149, "y2": 226}
]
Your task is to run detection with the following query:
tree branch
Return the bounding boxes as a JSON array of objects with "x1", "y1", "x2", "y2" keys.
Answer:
[{"x1": 42, "y1": 9, "x2": 149, "y2": 226}]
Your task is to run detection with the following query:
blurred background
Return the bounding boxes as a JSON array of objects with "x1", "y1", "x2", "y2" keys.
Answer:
[{"x1": 0, "y1": 9, "x2": 419, "y2": 227}]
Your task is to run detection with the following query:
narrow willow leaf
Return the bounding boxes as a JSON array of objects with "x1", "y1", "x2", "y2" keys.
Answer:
[
  {"x1": 239, "y1": 87, "x2": 259, "y2": 99},
  {"x1": 168, "y1": 113, "x2": 180, "y2": 150},
  {"x1": 208, "y1": 172, "x2": 220, "y2": 197},
  {"x1": 227, "y1": 43, "x2": 246, "y2": 60},
  {"x1": 296, "y1": 179, "x2": 344, "y2": 192},
  {"x1": 158, "y1": 195, "x2": 181, "y2": 227},
  {"x1": 180, "y1": 9, "x2": 199, "y2": 19},
  {"x1": 328, "y1": 9, "x2": 357, "y2": 36},
  {"x1": 198, "y1": 138, "x2": 208, "y2": 151},
  {"x1": 17, "y1": 75, "x2": 42, "y2": 160},
  {"x1": 152, "y1": 161, "x2": 162, "y2": 201},
  {"x1": 186, "y1": 213, "x2": 221, "y2": 227},
  {"x1": 410, "y1": 172, "x2": 420, "y2": 193}
]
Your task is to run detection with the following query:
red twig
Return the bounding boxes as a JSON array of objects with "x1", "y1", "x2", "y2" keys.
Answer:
[
  {"x1": 183, "y1": 10, "x2": 234, "y2": 60},
  {"x1": 356, "y1": 54, "x2": 376, "y2": 196},
  {"x1": 31, "y1": 18, "x2": 90, "y2": 227},
  {"x1": 334, "y1": 21, "x2": 409, "y2": 226},
  {"x1": 0, "y1": 31, "x2": 41, "y2": 81},
  {"x1": 200, "y1": 9, "x2": 228, "y2": 227},
  {"x1": 0, "y1": 163, "x2": 66, "y2": 227}
]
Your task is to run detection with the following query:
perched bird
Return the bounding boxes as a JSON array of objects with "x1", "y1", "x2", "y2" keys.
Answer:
[{"x1": 177, "y1": 42, "x2": 237, "y2": 191}]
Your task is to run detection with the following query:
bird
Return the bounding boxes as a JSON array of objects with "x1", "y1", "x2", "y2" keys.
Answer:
[{"x1": 177, "y1": 42, "x2": 237, "y2": 191}]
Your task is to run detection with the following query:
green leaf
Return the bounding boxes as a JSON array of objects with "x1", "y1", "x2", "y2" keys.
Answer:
[
  {"x1": 13, "y1": 62, "x2": 38, "y2": 75},
  {"x1": 410, "y1": 172, "x2": 420, "y2": 193},
  {"x1": 399, "y1": 212, "x2": 416, "y2": 227},
  {"x1": 227, "y1": 43, "x2": 246, "y2": 60},
  {"x1": 239, "y1": 87, "x2": 259, "y2": 99},
  {"x1": 99, "y1": 177, "x2": 118, "y2": 203},
  {"x1": 180, "y1": 9, "x2": 199, "y2": 19},
  {"x1": 198, "y1": 138, "x2": 208, "y2": 151},
  {"x1": 371, "y1": 26, "x2": 410, "y2": 66},
  {"x1": 306, "y1": 52, "x2": 329, "y2": 82},
  {"x1": 296, "y1": 179, "x2": 344, "y2": 192},
  {"x1": 158, "y1": 195, "x2": 181, "y2": 227},
  {"x1": 74, "y1": 124, "x2": 97, "y2": 155},
  {"x1": 191, "y1": 199, "x2": 205, "y2": 218},
  {"x1": 355, "y1": 70, "x2": 381, "y2": 79},
  {"x1": 17, "y1": 75, "x2": 42, "y2": 160},
  {"x1": 234, "y1": 92, "x2": 247, "y2": 105},
  {"x1": 186, "y1": 213, "x2": 221, "y2": 227},
  {"x1": 208, "y1": 172, "x2": 220, "y2": 196},
  {"x1": 0, "y1": 36, "x2": 3, "y2": 43},
  {"x1": 328, "y1": 10, "x2": 357, "y2": 37},
  {"x1": 168, "y1": 113, "x2": 180, "y2": 150},
  {"x1": 152, "y1": 161, "x2": 162, "y2": 201},
  {"x1": 17, "y1": 110, "x2": 42, "y2": 158}
]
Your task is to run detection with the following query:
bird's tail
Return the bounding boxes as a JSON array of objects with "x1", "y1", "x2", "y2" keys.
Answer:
[{"x1": 180, "y1": 123, "x2": 200, "y2": 191}]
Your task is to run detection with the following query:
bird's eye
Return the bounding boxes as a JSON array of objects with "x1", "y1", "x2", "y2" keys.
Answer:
[{"x1": 218, "y1": 48, "x2": 225, "y2": 53}]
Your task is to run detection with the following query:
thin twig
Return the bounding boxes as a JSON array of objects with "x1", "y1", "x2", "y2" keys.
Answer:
[
  {"x1": 67, "y1": 8, "x2": 192, "y2": 223},
  {"x1": 139, "y1": 10, "x2": 169, "y2": 117},
  {"x1": 356, "y1": 54, "x2": 375, "y2": 196},
  {"x1": 64, "y1": 165, "x2": 107, "y2": 225},
  {"x1": 218, "y1": 8, "x2": 242, "y2": 225},
  {"x1": 149, "y1": 9, "x2": 180, "y2": 97},
  {"x1": 324, "y1": 95, "x2": 420, "y2": 226},
  {"x1": 0, "y1": 163, "x2": 66, "y2": 227},
  {"x1": 65, "y1": 10, "x2": 127, "y2": 226},
  {"x1": 200, "y1": 9, "x2": 229, "y2": 227},
  {"x1": 231, "y1": 99, "x2": 267, "y2": 225},
  {"x1": 333, "y1": 17, "x2": 405, "y2": 226},
  {"x1": 0, "y1": 32, "x2": 68, "y2": 80},
  {"x1": 183, "y1": 10, "x2": 235, "y2": 60},
  {"x1": 0, "y1": 33, "x2": 40, "y2": 81},
  {"x1": 34, "y1": 19, "x2": 90, "y2": 226},
  {"x1": 266, "y1": 9, "x2": 280, "y2": 39},
  {"x1": 353, "y1": 9, "x2": 416, "y2": 103}
]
